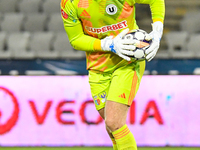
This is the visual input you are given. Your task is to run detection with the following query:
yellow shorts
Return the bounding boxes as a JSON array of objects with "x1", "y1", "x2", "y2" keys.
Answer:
[{"x1": 89, "y1": 61, "x2": 145, "y2": 111}]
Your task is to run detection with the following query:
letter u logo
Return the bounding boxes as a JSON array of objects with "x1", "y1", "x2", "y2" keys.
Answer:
[
  {"x1": 106, "y1": 4, "x2": 117, "y2": 15},
  {"x1": 109, "y1": 7, "x2": 114, "y2": 12}
]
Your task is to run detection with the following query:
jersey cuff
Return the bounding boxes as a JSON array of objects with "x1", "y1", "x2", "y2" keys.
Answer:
[
  {"x1": 153, "y1": 18, "x2": 164, "y2": 23},
  {"x1": 93, "y1": 39, "x2": 102, "y2": 51}
]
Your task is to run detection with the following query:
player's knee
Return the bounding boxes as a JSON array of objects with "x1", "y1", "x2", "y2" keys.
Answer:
[
  {"x1": 105, "y1": 117, "x2": 122, "y2": 132},
  {"x1": 105, "y1": 118, "x2": 115, "y2": 131}
]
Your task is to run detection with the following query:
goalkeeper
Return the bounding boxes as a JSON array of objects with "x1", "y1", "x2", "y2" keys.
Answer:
[{"x1": 61, "y1": 0, "x2": 165, "y2": 149}]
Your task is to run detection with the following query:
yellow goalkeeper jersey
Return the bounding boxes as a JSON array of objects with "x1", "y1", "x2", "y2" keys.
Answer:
[{"x1": 61, "y1": 0, "x2": 165, "y2": 72}]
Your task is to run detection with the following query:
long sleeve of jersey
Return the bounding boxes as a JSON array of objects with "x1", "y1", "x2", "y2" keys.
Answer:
[
  {"x1": 61, "y1": 0, "x2": 165, "y2": 52},
  {"x1": 136, "y1": 0, "x2": 165, "y2": 23},
  {"x1": 61, "y1": 0, "x2": 101, "y2": 52}
]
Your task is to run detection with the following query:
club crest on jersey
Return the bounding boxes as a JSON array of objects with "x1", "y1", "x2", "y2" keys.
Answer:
[
  {"x1": 98, "y1": 91, "x2": 106, "y2": 99},
  {"x1": 98, "y1": 91, "x2": 106, "y2": 103},
  {"x1": 61, "y1": 9, "x2": 68, "y2": 19},
  {"x1": 94, "y1": 99, "x2": 101, "y2": 105},
  {"x1": 106, "y1": 4, "x2": 117, "y2": 15}
]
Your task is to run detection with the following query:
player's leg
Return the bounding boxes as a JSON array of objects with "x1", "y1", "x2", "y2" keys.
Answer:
[
  {"x1": 88, "y1": 71, "x2": 117, "y2": 150},
  {"x1": 105, "y1": 100, "x2": 137, "y2": 150},
  {"x1": 98, "y1": 108, "x2": 118, "y2": 150},
  {"x1": 105, "y1": 101, "x2": 129, "y2": 131},
  {"x1": 105, "y1": 61, "x2": 145, "y2": 150}
]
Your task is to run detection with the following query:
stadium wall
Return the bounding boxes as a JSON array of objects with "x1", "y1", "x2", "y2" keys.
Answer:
[
  {"x1": 0, "y1": 59, "x2": 200, "y2": 75},
  {"x1": 0, "y1": 76, "x2": 199, "y2": 147}
]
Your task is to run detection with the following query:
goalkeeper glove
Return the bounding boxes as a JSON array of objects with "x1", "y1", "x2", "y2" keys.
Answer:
[
  {"x1": 101, "y1": 28, "x2": 136, "y2": 61},
  {"x1": 145, "y1": 21, "x2": 164, "y2": 61}
]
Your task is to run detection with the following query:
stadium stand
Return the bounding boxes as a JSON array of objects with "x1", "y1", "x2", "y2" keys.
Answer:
[
  {"x1": 157, "y1": 0, "x2": 200, "y2": 58},
  {"x1": 180, "y1": 12, "x2": 200, "y2": 34},
  {"x1": 0, "y1": 0, "x2": 199, "y2": 59},
  {"x1": 0, "y1": 13, "x2": 2, "y2": 26},
  {"x1": 0, "y1": 0, "x2": 19, "y2": 13},
  {"x1": 53, "y1": 32, "x2": 85, "y2": 59},
  {"x1": 47, "y1": 13, "x2": 65, "y2": 32},
  {"x1": 18, "y1": 0, "x2": 43, "y2": 13},
  {"x1": 187, "y1": 34, "x2": 200, "y2": 58},
  {"x1": 7, "y1": 32, "x2": 35, "y2": 59},
  {"x1": 0, "y1": 31, "x2": 6, "y2": 50},
  {"x1": 1, "y1": 13, "x2": 24, "y2": 32},
  {"x1": 164, "y1": 31, "x2": 191, "y2": 58},
  {"x1": 0, "y1": 31, "x2": 11, "y2": 59},
  {"x1": 23, "y1": 13, "x2": 48, "y2": 32},
  {"x1": 42, "y1": 0, "x2": 61, "y2": 14},
  {"x1": 29, "y1": 32, "x2": 59, "y2": 59}
]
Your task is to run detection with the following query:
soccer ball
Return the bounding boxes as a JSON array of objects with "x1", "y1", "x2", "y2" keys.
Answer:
[{"x1": 123, "y1": 29, "x2": 152, "y2": 61}]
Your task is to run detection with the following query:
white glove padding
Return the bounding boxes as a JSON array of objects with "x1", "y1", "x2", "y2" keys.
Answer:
[
  {"x1": 101, "y1": 28, "x2": 137, "y2": 61},
  {"x1": 145, "y1": 21, "x2": 163, "y2": 61}
]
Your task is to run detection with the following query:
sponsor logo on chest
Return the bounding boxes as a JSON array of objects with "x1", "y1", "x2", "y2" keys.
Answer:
[{"x1": 85, "y1": 20, "x2": 128, "y2": 34}]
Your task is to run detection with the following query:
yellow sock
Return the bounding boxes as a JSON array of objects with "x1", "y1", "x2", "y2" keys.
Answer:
[
  {"x1": 111, "y1": 138, "x2": 118, "y2": 150},
  {"x1": 112, "y1": 124, "x2": 137, "y2": 150}
]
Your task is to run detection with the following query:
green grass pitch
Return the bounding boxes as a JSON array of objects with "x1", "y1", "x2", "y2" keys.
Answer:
[{"x1": 0, "y1": 147, "x2": 199, "y2": 150}]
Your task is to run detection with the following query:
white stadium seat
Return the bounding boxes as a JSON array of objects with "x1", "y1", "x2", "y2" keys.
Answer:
[
  {"x1": 23, "y1": 13, "x2": 48, "y2": 32},
  {"x1": 165, "y1": 31, "x2": 188, "y2": 50},
  {"x1": 165, "y1": 31, "x2": 194, "y2": 58},
  {"x1": 0, "y1": 32, "x2": 12, "y2": 59},
  {"x1": 0, "y1": 32, "x2": 6, "y2": 50},
  {"x1": 30, "y1": 32, "x2": 59, "y2": 59},
  {"x1": 18, "y1": 0, "x2": 43, "y2": 13},
  {"x1": 7, "y1": 32, "x2": 35, "y2": 59},
  {"x1": 47, "y1": 13, "x2": 65, "y2": 32},
  {"x1": 180, "y1": 11, "x2": 200, "y2": 34},
  {"x1": 187, "y1": 33, "x2": 200, "y2": 58},
  {"x1": 0, "y1": 13, "x2": 3, "y2": 25},
  {"x1": 53, "y1": 32, "x2": 85, "y2": 59},
  {"x1": 1, "y1": 13, "x2": 24, "y2": 32},
  {"x1": 42, "y1": 0, "x2": 61, "y2": 14},
  {"x1": 0, "y1": 0, "x2": 19, "y2": 12}
]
